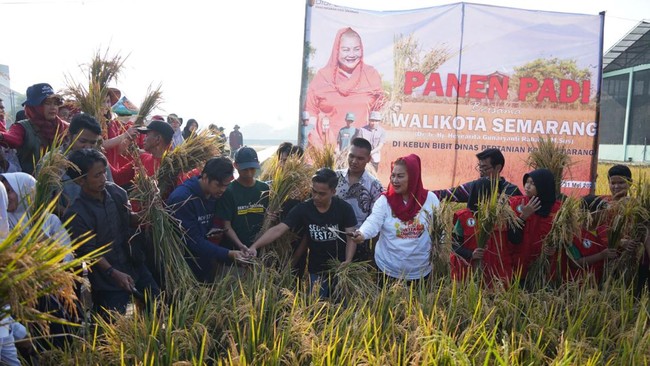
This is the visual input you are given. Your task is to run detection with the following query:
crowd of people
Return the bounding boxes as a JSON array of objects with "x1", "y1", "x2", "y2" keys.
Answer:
[{"x1": 1, "y1": 81, "x2": 649, "y2": 364}]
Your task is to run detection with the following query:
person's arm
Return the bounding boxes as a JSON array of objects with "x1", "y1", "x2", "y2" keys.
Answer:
[
  {"x1": 0, "y1": 123, "x2": 26, "y2": 148},
  {"x1": 103, "y1": 127, "x2": 137, "y2": 150},
  {"x1": 248, "y1": 223, "x2": 290, "y2": 254},
  {"x1": 344, "y1": 227, "x2": 357, "y2": 264},
  {"x1": 223, "y1": 220, "x2": 248, "y2": 251},
  {"x1": 167, "y1": 194, "x2": 237, "y2": 262},
  {"x1": 110, "y1": 161, "x2": 136, "y2": 187},
  {"x1": 65, "y1": 210, "x2": 134, "y2": 291},
  {"x1": 291, "y1": 235, "x2": 308, "y2": 267},
  {"x1": 432, "y1": 181, "x2": 473, "y2": 203},
  {"x1": 507, "y1": 197, "x2": 540, "y2": 245},
  {"x1": 354, "y1": 196, "x2": 387, "y2": 242}
]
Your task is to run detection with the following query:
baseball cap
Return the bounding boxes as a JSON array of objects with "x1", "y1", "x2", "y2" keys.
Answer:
[
  {"x1": 301, "y1": 111, "x2": 310, "y2": 120},
  {"x1": 345, "y1": 112, "x2": 355, "y2": 121},
  {"x1": 137, "y1": 120, "x2": 174, "y2": 144},
  {"x1": 22, "y1": 83, "x2": 62, "y2": 107},
  {"x1": 369, "y1": 111, "x2": 382, "y2": 121},
  {"x1": 234, "y1": 146, "x2": 260, "y2": 170}
]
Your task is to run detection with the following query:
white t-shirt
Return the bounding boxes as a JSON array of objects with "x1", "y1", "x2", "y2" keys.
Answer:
[{"x1": 359, "y1": 191, "x2": 440, "y2": 280}]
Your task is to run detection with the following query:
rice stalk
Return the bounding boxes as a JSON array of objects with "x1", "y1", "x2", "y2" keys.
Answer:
[
  {"x1": 426, "y1": 200, "x2": 454, "y2": 277},
  {"x1": 526, "y1": 136, "x2": 572, "y2": 198},
  {"x1": 0, "y1": 199, "x2": 104, "y2": 327},
  {"x1": 257, "y1": 154, "x2": 314, "y2": 263},
  {"x1": 473, "y1": 184, "x2": 522, "y2": 271},
  {"x1": 328, "y1": 259, "x2": 377, "y2": 303},
  {"x1": 33, "y1": 133, "x2": 78, "y2": 214},
  {"x1": 528, "y1": 196, "x2": 585, "y2": 288},
  {"x1": 133, "y1": 84, "x2": 163, "y2": 126},
  {"x1": 307, "y1": 144, "x2": 336, "y2": 170},
  {"x1": 156, "y1": 130, "x2": 222, "y2": 197},
  {"x1": 127, "y1": 148, "x2": 197, "y2": 290},
  {"x1": 64, "y1": 49, "x2": 126, "y2": 136}
]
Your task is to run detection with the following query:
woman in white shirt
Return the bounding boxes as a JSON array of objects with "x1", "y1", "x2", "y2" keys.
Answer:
[{"x1": 352, "y1": 154, "x2": 440, "y2": 282}]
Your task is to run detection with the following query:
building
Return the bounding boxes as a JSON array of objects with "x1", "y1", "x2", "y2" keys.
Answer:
[{"x1": 599, "y1": 20, "x2": 650, "y2": 162}]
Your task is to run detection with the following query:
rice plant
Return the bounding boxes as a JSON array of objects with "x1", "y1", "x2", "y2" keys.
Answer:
[
  {"x1": 527, "y1": 196, "x2": 585, "y2": 288},
  {"x1": 156, "y1": 130, "x2": 223, "y2": 197},
  {"x1": 133, "y1": 84, "x2": 163, "y2": 126},
  {"x1": 427, "y1": 199, "x2": 454, "y2": 277},
  {"x1": 527, "y1": 136, "x2": 572, "y2": 197}
]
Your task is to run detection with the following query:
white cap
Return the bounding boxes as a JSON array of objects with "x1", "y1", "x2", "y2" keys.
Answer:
[
  {"x1": 369, "y1": 111, "x2": 382, "y2": 121},
  {"x1": 301, "y1": 111, "x2": 310, "y2": 120}
]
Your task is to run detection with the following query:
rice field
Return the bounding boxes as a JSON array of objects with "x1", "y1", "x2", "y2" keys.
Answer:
[{"x1": 11, "y1": 163, "x2": 650, "y2": 365}]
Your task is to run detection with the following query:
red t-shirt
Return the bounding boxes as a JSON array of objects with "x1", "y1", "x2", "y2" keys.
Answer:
[
  {"x1": 451, "y1": 208, "x2": 478, "y2": 281},
  {"x1": 509, "y1": 195, "x2": 562, "y2": 278},
  {"x1": 564, "y1": 227, "x2": 608, "y2": 283}
]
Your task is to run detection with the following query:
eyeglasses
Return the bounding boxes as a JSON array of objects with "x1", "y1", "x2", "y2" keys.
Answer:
[{"x1": 475, "y1": 164, "x2": 493, "y2": 173}]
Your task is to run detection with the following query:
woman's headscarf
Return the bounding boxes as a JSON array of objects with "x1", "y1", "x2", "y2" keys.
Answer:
[
  {"x1": 2, "y1": 172, "x2": 36, "y2": 228},
  {"x1": 384, "y1": 154, "x2": 429, "y2": 222},
  {"x1": 523, "y1": 168, "x2": 556, "y2": 217},
  {"x1": 24, "y1": 105, "x2": 69, "y2": 145},
  {"x1": 324, "y1": 27, "x2": 369, "y2": 97},
  {"x1": 0, "y1": 183, "x2": 9, "y2": 240}
]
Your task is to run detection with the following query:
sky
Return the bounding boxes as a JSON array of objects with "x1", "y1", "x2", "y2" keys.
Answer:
[{"x1": 0, "y1": 0, "x2": 647, "y2": 140}]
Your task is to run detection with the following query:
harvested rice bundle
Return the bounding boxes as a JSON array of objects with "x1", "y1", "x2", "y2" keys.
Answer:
[
  {"x1": 258, "y1": 155, "x2": 314, "y2": 263},
  {"x1": 133, "y1": 84, "x2": 163, "y2": 127},
  {"x1": 426, "y1": 200, "x2": 454, "y2": 277},
  {"x1": 0, "y1": 200, "x2": 103, "y2": 326},
  {"x1": 527, "y1": 136, "x2": 572, "y2": 198},
  {"x1": 156, "y1": 130, "x2": 222, "y2": 197},
  {"x1": 328, "y1": 259, "x2": 377, "y2": 302},
  {"x1": 528, "y1": 196, "x2": 584, "y2": 287}
]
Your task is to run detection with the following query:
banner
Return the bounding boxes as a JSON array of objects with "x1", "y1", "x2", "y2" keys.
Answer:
[{"x1": 300, "y1": 2, "x2": 603, "y2": 195}]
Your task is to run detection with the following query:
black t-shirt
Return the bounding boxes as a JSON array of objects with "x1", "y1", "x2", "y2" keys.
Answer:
[{"x1": 283, "y1": 196, "x2": 357, "y2": 274}]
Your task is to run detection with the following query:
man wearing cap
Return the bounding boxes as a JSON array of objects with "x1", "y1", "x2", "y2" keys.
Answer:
[
  {"x1": 216, "y1": 146, "x2": 269, "y2": 256},
  {"x1": 228, "y1": 125, "x2": 243, "y2": 157},
  {"x1": 299, "y1": 111, "x2": 313, "y2": 149},
  {"x1": 337, "y1": 112, "x2": 357, "y2": 152},
  {"x1": 355, "y1": 111, "x2": 386, "y2": 171},
  {"x1": 0, "y1": 83, "x2": 69, "y2": 175},
  {"x1": 111, "y1": 120, "x2": 174, "y2": 188}
]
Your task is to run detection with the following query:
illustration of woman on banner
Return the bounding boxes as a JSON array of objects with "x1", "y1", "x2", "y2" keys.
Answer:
[{"x1": 305, "y1": 27, "x2": 385, "y2": 149}]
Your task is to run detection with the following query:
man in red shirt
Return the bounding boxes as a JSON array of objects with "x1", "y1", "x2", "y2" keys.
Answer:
[{"x1": 111, "y1": 120, "x2": 174, "y2": 186}]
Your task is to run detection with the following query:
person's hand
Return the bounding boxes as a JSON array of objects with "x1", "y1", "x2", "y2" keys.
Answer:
[
  {"x1": 341, "y1": 260, "x2": 351, "y2": 267},
  {"x1": 111, "y1": 269, "x2": 135, "y2": 292},
  {"x1": 350, "y1": 230, "x2": 365, "y2": 244},
  {"x1": 266, "y1": 210, "x2": 281, "y2": 222},
  {"x1": 471, "y1": 247, "x2": 485, "y2": 260},
  {"x1": 521, "y1": 196, "x2": 541, "y2": 220},
  {"x1": 244, "y1": 247, "x2": 257, "y2": 258},
  {"x1": 229, "y1": 250, "x2": 248, "y2": 263},
  {"x1": 601, "y1": 248, "x2": 618, "y2": 260},
  {"x1": 126, "y1": 126, "x2": 138, "y2": 140},
  {"x1": 620, "y1": 238, "x2": 639, "y2": 253},
  {"x1": 543, "y1": 245, "x2": 556, "y2": 256}
]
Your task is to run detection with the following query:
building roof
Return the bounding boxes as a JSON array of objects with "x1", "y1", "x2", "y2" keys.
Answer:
[{"x1": 604, "y1": 20, "x2": 650, "y2": 73}]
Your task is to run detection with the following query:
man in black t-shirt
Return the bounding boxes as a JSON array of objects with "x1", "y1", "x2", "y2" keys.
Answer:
[{"x1": 247, "y1": 168, "x2": 357, "y2": 298}]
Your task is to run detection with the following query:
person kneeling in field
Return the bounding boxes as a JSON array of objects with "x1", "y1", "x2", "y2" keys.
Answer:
[
  {"x1": 64, "y1": 149, "x2": 159, "y2": 317},
  {"x1": 247, "y1": 168, "x2": 358, "y2": 299}
]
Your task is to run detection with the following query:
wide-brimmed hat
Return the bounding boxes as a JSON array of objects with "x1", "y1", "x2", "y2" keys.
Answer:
[{"x1": 108, "y1": 87, "x2": 122, "y2": 106}]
